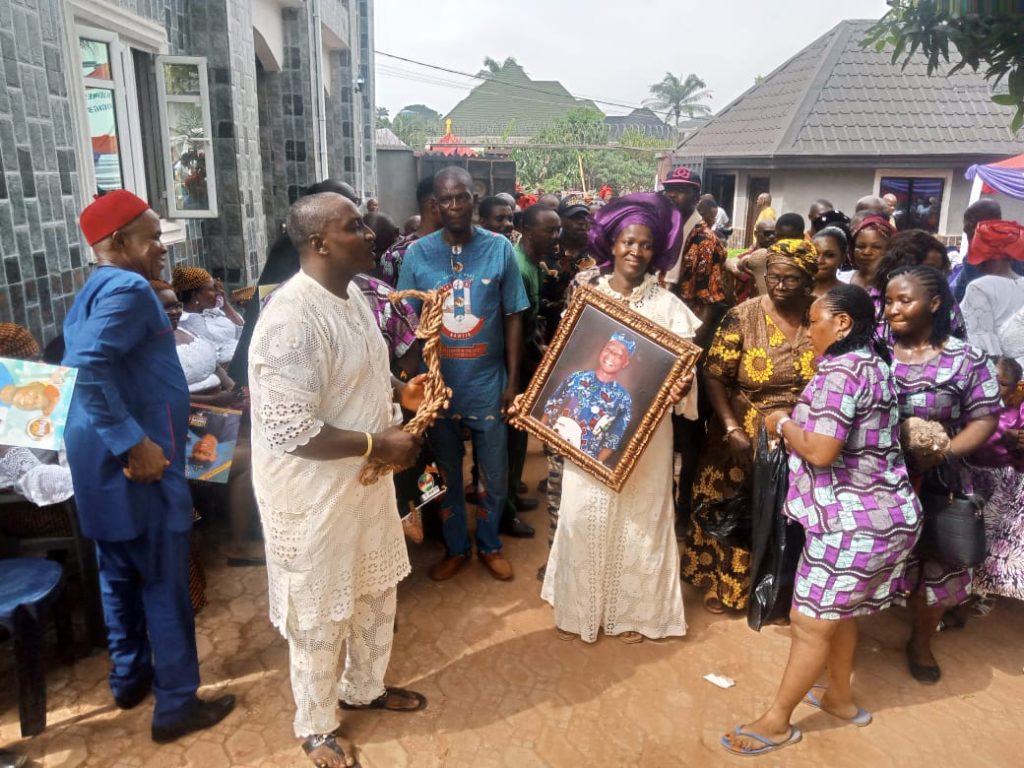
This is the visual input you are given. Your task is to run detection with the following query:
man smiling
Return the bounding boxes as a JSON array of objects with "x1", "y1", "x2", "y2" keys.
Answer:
[{"x1": 542, "y1": 332, "x2": 636, "y2": 465}]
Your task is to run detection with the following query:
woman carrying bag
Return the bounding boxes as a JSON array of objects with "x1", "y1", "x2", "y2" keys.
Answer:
[
  {"x1": 884, "y1": 265, "x2": 1001, "y2": 684},
  {"x1": 722, "y1": 283, "x2": 921, "y2": 757}
]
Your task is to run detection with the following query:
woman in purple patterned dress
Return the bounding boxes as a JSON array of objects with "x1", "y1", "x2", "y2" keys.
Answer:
[
  {"x1": 722, "y1": 284, "x2": 920, "y2": 757},
  {"x1": 969, "y1": 356, "x2": 1024, "y2": 602},
  {"x1": 884, "y1": 265, "x2": 1001, "y2": 684}
]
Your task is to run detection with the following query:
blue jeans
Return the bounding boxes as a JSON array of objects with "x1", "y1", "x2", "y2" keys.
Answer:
[
  {"x1": 95, "y1": 527, "x2": 200, "y2": 727},
  {"x1": 428, "y1": 417, "x2": 507, "y2": 555}
]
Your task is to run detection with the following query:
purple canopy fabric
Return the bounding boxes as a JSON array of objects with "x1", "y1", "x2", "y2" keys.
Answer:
[{"x1": 966, "y1": 154, "x2": 1024, "y2": 200}]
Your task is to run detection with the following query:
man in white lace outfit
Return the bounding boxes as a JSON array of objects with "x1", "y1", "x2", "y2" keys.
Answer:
[{"x1": 248, "y1": 192, "x2": 428, "y2": 767}]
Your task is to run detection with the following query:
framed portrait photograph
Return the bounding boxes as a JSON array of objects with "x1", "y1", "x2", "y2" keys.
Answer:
[{"x1": 511, "y1": 286, "x2": 701, "y2": 491}]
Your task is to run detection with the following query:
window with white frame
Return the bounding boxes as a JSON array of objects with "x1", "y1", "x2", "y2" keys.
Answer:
[
  {"x1": 156, "y1": 58, "x2": 218, "y2": 218},
  {"x1": 64, "y1": 5, "x2": 217, "y2": 226}
]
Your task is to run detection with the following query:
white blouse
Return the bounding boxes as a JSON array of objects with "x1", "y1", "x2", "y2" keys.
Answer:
[
  {"x1": 175, "y1": 329, "x2": 221, "y2": 393},
  {"x1": 962, "y1": 274, "x2": 1024, "y2": 356},
  {"x1": 179, "y1": 307, "x2": 242, "y2": 365}
]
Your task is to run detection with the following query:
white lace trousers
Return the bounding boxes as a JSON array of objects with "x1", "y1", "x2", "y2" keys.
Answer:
[{"x1": 285, "y1": 587, "x2": 397, "y2": 737}]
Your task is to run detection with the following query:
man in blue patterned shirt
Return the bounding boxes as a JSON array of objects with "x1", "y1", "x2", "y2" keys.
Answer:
[{"x1": 543, "y1": 332, "x2": 636, "y2": 464}]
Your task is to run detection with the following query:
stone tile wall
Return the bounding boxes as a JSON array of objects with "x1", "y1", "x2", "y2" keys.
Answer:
[{"x1": 0, "y1": 0, "x2": 372, "y2": 346}]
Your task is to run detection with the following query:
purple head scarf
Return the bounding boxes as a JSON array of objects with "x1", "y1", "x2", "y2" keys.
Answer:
[{"x1": 587, "y1": 192, "x2": 684, "y2": 274}]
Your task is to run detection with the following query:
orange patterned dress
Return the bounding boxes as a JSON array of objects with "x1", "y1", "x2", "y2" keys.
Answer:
[{"x1": 680, "y1": 297, "x2": 815, "y2": 608}]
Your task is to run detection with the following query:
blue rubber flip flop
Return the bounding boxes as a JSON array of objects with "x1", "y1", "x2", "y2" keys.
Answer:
[
  {"x1": 720, "y1": 725, "x2": 802, "y2": 756},
  {"x1": 803, "y1": 685, "x2": 872, "y2": 727}
]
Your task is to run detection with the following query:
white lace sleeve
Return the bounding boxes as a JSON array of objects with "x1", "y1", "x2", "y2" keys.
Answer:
[
  {"x1": 250, "y1": 316, "x2": 332, "y2": 456},
  {"x1": 962, "y1": 282, "x2": 1001, "y2": 355},
  {"x1": 0, "y1": 447, "x2": 75, "y2": 506}
]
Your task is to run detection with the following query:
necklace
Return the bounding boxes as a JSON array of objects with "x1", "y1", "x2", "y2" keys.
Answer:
[{"x1": 450, "y1": 245, "x2": 463, "y2": 274}]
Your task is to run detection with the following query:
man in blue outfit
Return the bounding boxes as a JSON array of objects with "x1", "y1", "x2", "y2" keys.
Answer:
[
  {"x1": 398, "y1": 167, "x2": 529, "y2": 581},
  {"x1": 542, "y1": 332, "x2": 635, "y2": 465},
  {"x1": 64, "y1": 190, "x2": 234, "y2": 743}
]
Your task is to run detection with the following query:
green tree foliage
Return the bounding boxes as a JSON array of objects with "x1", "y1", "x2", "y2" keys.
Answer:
[
  {"x1": 865, "y1": 1, "x2": 1024, "y2": 132},
  {"x1": 476, "y1": 56, "x2": 520, "y2": 79},
  {"x1": 510, "y1": 108, "x2": 670, "y2": 193},
  {"x1": 391, "y1": 104, "x2": 443, "y2": 150},
  {"x1": 375, "y1": 107, "x2": 391, "y2": 129},
  {"x1": 644, "y1": 73, "x2": 712, "y2": 127}
]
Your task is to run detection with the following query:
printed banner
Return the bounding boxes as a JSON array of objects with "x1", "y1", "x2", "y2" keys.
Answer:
[
  {"x1": 0, "y1": 357, "x2": 78, "y2": 451},
  {"x1": 185, "y1": 404, "x2": 242, "y2": 483}
]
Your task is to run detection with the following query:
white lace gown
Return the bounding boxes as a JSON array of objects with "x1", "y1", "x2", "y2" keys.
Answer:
[
  {"x1": 179, "y1": 307, "x2": 243, "y2": 365},
  {"x1": 541, "y1": 274, "x2": 700, "y2": 642},
  {"x1": 248, "y1": 270, "x2": 410, "y2": 635}
]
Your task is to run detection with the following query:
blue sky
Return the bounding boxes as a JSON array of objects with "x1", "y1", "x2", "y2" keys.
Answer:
[{"x1": 374, "y1": 0, "x2": 892, "y2": 119}]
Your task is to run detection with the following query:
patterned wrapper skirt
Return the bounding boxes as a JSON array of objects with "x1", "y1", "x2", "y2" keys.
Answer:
[
  {"x1": 792, "y1": 524, "x2": 920, "y2": 620},
  {"x1": 971, "y1": 463, "x2": 1024, "y2": 601}
]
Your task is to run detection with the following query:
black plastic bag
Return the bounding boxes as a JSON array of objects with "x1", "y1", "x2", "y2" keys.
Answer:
[
  {"x1": 747, "y1": 428, "x2": 804, "y2": 631},
  {"x1": 694, "y1": 491, "x2": 752, "y2": 550}
]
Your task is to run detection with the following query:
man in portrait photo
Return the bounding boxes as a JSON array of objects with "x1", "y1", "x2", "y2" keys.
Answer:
[{"x1": 541, "y1": 331, "x2": 636, "y2": 465}]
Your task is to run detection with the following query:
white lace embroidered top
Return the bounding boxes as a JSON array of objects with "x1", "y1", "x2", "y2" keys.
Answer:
[
  {"x1": 586, "y1": 272, "x2": 701, "y2": 420},
  {"x1": 248, "y1": 269, "x2": 410, "y2": 633},
  {"x1": 0, "y1": 447, "x2": 74, "y2": 507},
  {"x1": 175, "y1": 329, "x2": 221, "y2": 393},
  {"x1": 961, "y1": 274, "x2": 1024, "y2": 356},
  {"x1": 179, "y1": 307, "x2": 242, "y2": 365}
]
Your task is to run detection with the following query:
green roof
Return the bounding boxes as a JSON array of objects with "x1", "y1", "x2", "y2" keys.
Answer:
[{"x1": 445, "y1": 62, "x2": 603, "y2": 138}]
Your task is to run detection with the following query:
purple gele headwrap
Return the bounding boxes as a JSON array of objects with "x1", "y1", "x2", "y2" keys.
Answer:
[{"x1": 587, "y1": 192, "x2": 684, "y2": 274}]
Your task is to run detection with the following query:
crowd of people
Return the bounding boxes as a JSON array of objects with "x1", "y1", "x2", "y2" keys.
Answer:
[{"x1": 3, "y1": 163, "x2": 1023, "y2": 766}]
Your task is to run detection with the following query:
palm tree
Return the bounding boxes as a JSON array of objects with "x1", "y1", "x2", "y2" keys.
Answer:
[
  {"x1": 476, "y1": 56, "x2": 520, "y2": 79},
  {"x1": 644, "y1": 73, "x2": 712, "y2": 127},
  {"x1": 375, "y1": 107, "x2": 390, "y2": 129}
]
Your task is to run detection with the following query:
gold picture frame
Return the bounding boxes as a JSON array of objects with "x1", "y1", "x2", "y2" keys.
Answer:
[{"x1": 511, "y1": 285, "x2": 701, "y2": 491}]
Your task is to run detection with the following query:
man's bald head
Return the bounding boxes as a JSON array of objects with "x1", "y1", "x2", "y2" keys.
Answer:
[
  {"x1": 286, "y1": 192, "x2": 357, "y2": 252},
  {"x1": 855, "y1": 195, "x2": 887, "y2": 215},
  {"x1": 433, "y1": 166, "x2": 472, "y2": 196}
]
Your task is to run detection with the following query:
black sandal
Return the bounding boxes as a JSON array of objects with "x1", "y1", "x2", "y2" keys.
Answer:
[
  {"x1": 301, "y1": 731, "x2": 360, "y2": 768},
  {"x1": 339, "y1": 686, "x2": 427, "y2": 713},
  {"x1": 906, "y1": 643, "x2": 941, "y2": 684}
]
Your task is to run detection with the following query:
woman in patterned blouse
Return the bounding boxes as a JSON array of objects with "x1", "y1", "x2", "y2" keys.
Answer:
[
  {"x1": 681, "y1": 239, "x2": 818, "y2": 613},
  {"x1": 722, "y1": 283, "x2": 921, "y2": 757},
  {"x1": 884, "y1": 265, "x2": 1001, "y2": 684}
]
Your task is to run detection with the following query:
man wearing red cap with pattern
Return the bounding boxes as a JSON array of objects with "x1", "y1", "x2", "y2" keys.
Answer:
[{"x1": 63, "y1": 190, "x2": 235, "y2": 742}]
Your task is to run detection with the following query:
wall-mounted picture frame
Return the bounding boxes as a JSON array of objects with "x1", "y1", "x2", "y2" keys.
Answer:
[{"x1": 511, "y1": 286, "x2": 701, "y2": 491}]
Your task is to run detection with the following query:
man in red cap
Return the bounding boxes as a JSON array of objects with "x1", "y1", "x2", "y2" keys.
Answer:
[{"x1": 63, "y1": 190, "x2": 235, "y2": 742}]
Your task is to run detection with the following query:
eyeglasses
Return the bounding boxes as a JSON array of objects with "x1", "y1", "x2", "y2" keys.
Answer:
[
  {"x1": 163, "y1": 301, "x2": 184, "y2": 311},
  {"x1": 764, "y1": 274, "x2": 804, "y2": 288},
  {"x1": 437, "y1": 192, "x2": 472, "y2": 208}
]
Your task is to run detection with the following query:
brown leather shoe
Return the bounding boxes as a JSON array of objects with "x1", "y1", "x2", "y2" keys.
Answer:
[
  {"x1": 479, "y1": 551, "x2": 514, "y2": 581},
  {"x1": 429, "y1": 553, "x2": 470, "y2": 581}
]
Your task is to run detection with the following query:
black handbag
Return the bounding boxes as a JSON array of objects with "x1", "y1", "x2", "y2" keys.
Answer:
[{"x1": 916, "y1": 464, "x2": 986, "y2": 569}]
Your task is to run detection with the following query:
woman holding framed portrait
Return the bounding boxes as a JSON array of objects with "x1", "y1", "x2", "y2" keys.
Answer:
[
  {"x1": 537, "y1": 193, "x2": 701, "y2": 644},
  {"x1": 681, "y1": 239, "x2": 818, "y2": 614}
]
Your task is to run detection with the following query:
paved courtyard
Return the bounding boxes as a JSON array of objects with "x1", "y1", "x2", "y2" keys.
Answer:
[{"x1": 3, "y1": 444, "x2": 1024, "y2": 767}]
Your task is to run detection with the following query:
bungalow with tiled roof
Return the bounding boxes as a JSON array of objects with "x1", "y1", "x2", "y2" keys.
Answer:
[
  {"x1": 444, "y1": 61, "x2": 602, "y2": 143},
  {"x1": 673, "y1": 19, "x2": 1024, "y2": 244}
]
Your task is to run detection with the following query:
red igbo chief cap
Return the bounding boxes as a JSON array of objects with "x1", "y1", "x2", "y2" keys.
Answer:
[
  {"x1": 969, "y1": 219, "x2": 1024, "y2": 265},
  {"x1": 661, "y1": 166, "x2": 702, "y2": 189},
  {"x1": 79, "y1": 190, "x2": 151, "y2": 245}
]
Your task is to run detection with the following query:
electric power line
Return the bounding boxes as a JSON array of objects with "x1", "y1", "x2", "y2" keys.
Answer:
[{"x1": 375, "y1": 50, "x2": 681, "y2": 121}]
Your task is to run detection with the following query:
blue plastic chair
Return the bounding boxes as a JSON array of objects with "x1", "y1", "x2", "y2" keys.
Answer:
[{"x1": 0, "y1": 558, "x2": 65, "y2": 736}]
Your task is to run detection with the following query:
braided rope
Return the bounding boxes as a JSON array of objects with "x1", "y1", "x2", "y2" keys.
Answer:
[{"x1": 359, "y1": 287, "x2": 450, "y2": 485}]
